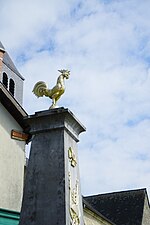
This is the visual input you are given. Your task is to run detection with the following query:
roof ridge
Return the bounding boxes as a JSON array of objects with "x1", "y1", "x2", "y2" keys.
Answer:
[
  {"x1": 85, "y1": 188, "x2": 147, "y2": 225},
  {"x1": 3, "y1": 51, "x2": 24, "y2": 80},
  {"x1": 85, "y1": 188, "x2": 147, "y2": 198},
  {"x1": 0, "y1": 41, "x2": 25, "y2": 80}
]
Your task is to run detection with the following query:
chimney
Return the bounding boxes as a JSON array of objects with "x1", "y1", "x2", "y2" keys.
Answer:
[{"x1": 0, "y1": 45, "x2": 5, "y2": 78}]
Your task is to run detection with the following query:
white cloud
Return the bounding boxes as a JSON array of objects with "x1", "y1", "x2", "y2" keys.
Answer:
[{"x1": 1, "y1": 0, "x2": 150, "y2": 197}]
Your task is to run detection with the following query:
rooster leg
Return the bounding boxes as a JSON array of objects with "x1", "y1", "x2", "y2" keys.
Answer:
[
  {"x1": 49, "y1": 98, "x2": 56, "y2": 109},
  {"x1": 55, "y1": 96, "x2": 61, "y2": 106},
  {"x1": 49, "y1": 92, "x2": 61, "y2": 109}
]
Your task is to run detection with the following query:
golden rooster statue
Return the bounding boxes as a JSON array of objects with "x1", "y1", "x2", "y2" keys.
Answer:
[{"x1": 32, "y1": 69, "x2": 70, "y2": 109}]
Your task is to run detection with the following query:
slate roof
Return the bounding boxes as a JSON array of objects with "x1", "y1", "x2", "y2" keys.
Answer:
[
  {"x1": 83, "y1": 198, "x2": 116, "y2": 225},
  {"x1": 84, "y1": 188, "x2": 148, "y2": 225},
  {"x1": 0, "y1": 41, "x2": 24, "y2": 80}
]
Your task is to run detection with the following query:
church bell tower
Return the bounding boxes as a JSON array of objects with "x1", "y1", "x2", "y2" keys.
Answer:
[{"x1": 0, "y1": 41, "x2": 24, "y2": 105}]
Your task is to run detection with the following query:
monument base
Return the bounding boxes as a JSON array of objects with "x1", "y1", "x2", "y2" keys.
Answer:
[{"x1": 19, "y1": 108, "x2": 85, "y2": 225}]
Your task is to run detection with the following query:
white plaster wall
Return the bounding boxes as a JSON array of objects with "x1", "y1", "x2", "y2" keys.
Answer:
[
  {"x1": 0, "y1": 102, "x2": 25, "y2": 212},
  {"x1": 84, "y1": 208, "x2": 112, "y2": 225},
  {"x1": 142, "y1": 196, "x2": 150, "y2": 225}
]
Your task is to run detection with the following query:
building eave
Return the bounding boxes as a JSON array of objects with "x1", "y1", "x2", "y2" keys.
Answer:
[
  {"x1": 83, "y1": 198, "x2": 116, "y2": 225},
  {"x1": 0, "y1": 82, "x2": 28, "y2": 129}
]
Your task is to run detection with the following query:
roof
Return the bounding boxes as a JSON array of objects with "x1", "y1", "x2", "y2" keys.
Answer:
[
  {"x1": 0, "y1": 82, "x2": 27, "y2": 129},
  {"x1": 0, "y1": 41, "x2": 24, "y2": 80},
  {"x1": 83, "y1": 198, "x2": 116, "y2": 225},
  {"x1": 84, "y1": 188, "x2": 148, "y2": 225}
]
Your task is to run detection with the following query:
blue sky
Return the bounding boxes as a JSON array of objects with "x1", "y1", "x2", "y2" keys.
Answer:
[{"x1": 1, "y1": 0, "x2": 150, "y2": 196}]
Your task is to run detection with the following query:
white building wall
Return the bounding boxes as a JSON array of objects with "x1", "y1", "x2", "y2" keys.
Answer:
[
  {"x1": 1, "y1": 63, "x2": 24, "y2": 105},
  {"x1": 84, "y1": 208, "x2": 113, "y2": 225},
  {"x1": 0, "y1": 103, "x2": 25, "y2": 212},
  {"x1": 142, "y1": 196, "x2": 150, "y2": 225}
]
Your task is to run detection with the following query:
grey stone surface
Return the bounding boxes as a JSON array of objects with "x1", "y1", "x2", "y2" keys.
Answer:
[{"x1": 19, "y1": 108, "x2": 85, "y2": 225}]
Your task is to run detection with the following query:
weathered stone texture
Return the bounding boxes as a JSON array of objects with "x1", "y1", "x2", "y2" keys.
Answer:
[{"x1": 19, "y1": 108, "x2": 85, "y2": 225}]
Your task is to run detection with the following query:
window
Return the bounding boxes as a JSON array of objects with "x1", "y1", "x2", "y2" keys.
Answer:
[
  {"x1": 2, "y1": 72, "x2": 8, "y2": 88},
  {"x1": 9, "y1": 78, "x2": 15, "y2": 96}
]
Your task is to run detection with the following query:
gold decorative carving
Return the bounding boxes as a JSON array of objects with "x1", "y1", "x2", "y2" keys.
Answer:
[
  {"x1": 68, "y1": 147, "x2": 77, "y2": 167},
  {"x1": 71, "y1": 180, "x2": 79, "y2": 205},
  {"x1": 68, "y1": 172, "x2": 71, "y2": 190},
  {"x1": 68, "y1": 171, "x2": 80, "y2": 225},
  {"x1": 70, "y1": 207, "x2": 80, "y2": 225},
  {"x1": 32, "y1": 69, "x2": 70, "y2": 109}
]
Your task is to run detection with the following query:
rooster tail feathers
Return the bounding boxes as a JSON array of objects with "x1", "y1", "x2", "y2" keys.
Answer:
[{"x1": 32, "y1": 81, "x2": 48, "y2": 97}]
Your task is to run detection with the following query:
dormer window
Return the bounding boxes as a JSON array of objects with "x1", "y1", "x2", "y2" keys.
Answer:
[
  {"x1": 9, "y1": 78, "x2": 15, "y2": 96},
  {"x1": 2, "y1": 72, "x2": 8, "y2": 88}
]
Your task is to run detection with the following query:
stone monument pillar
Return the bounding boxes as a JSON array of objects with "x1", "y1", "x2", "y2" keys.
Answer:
[{"x1": 19, "y1": 108, "x2": 86, "y2": 225}]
